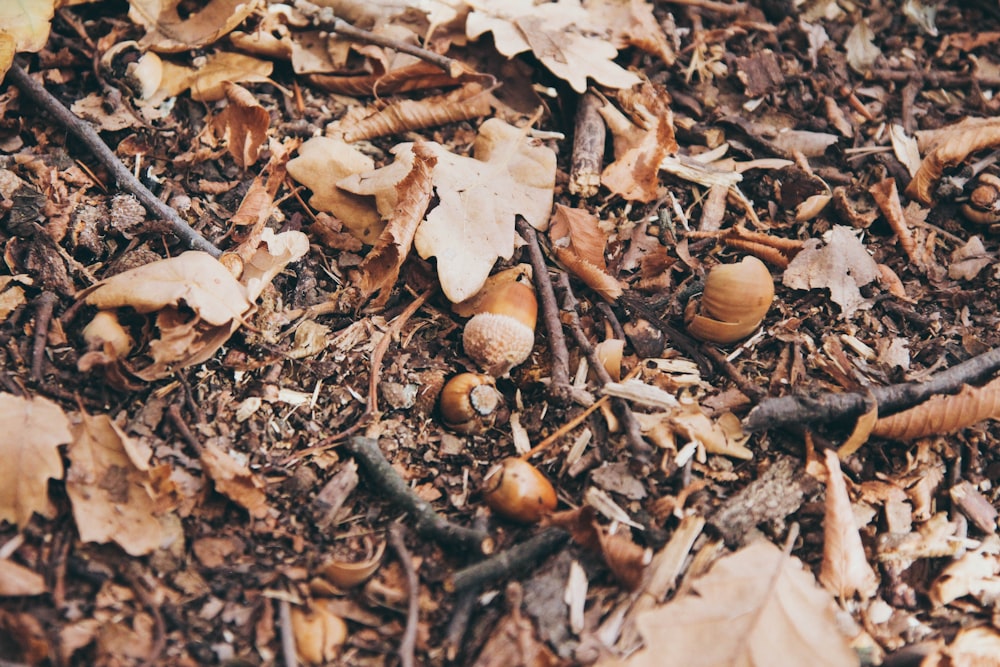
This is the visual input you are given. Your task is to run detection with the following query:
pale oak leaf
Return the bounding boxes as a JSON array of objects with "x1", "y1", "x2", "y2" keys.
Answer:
[{"x1": 0, "y1": 393, "x2": 69, "y2": 529}]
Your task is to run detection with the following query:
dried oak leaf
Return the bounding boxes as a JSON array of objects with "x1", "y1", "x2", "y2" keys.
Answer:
[
  {"x1": 66, "y1": 411, "x2": 170, "y2": 556},
  {"x1": 339, "y1": 118, "x2": 556, "y2": 302},
  {"x1": 619, "y1": 540, "x2": 859, "y2": 667},
  {"x1": 906, "y1": 119, "x2": 1000, "y2": 205},
  {"x1": 129, "y1": 0, "x2": 258, "y2": 53},
  {"x1": 0, "y1": 393, "x2": 69, "y2": 528},
  {"x1": 212, "y1": 82, "x2": 269, "y2": 169},
  {"x1": 466, "y1": 0, "x2": 641, "y2": 93},
  {"x1": 819, "y1": 449, "x2": 879, "y2": 601},
  {"x1": 151, "y1": 52, "x2": 273, "y2": 104},
  {"x1": 550, "y1": 205, "x2": 624, "y2": 300},
  {"x1": 782, "y1": 225, "x2": 879, "y2": 318}
]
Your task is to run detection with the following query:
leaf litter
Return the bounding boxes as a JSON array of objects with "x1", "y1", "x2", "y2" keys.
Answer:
[{"x1": 3, "y1": 0, "x2": 1000, "y2": 665}]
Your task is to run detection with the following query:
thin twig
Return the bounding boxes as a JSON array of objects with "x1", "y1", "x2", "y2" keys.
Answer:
[
  {"x1": 30, "y1": 292, "x2": 57, "y2": 383},
  {"x1": 444, "y1": 513, "x2": 490, "y2": 662},
  {"x1": 295, "y1": 1, "x2": 468, "y2": 77},
  {"x1": 745, "y1": 345, "x2": 1000, "y2": 432},
  {"x1": 279, "y1": 599, "x2": 298, "y2": 667},
  {"x1": 388, "y1": 525, "x2": 419, "y2": 667},
  {"x1": 7, "y1": 61, "x2": 220, "y2": 256},
  {"x1": 446, "y1": 528, "x2": 569, "y2": 594},
  {"x1": 515, "y1": 218, "x2": 573, "y2": 404},
  {"x1": 556, "y1": 274, "x2": 652, "y2": 462},
  {"x1": 344, "y1": 436, "x2": 494, "y2": 555},
  {"x1": 122, "y1": 562, "x2": 166, "y2": 667}
]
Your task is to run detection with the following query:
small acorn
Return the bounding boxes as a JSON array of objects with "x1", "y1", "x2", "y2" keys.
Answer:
[
  {"x1": 685, "y1": 256, "x2": 774, "y2": 344},
  {"x1": 462, "y1": 281, "x2": 537, "y2": 376},
  {"x1": 483, "y1": 457, "x2": 557, "y2": 523},
  {"x1": 439, "y1": 373, "x2": 503, "y2": 434}
]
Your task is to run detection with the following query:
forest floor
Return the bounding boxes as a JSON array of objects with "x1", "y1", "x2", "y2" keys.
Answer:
[{"x1": 3, "y1": 0, "x2": 1000, "y2": 665}]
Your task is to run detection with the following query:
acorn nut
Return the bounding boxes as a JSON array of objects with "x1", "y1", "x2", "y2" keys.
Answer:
[
  {"x1": 962, "y1": 173, "x2": 1000, "y2": 227},
  {"x1": 462, "y1": 281, "x2": 537, "y2": 376},
  {"x1": 483, "y1": 457, "x2": 557, "y2": 523},
  {"x1": 684, "y1": 256, "x2": 774, "y2": 344},
  {"x1": 439, "y1": 373, "x2": 503, "y2": 434}
]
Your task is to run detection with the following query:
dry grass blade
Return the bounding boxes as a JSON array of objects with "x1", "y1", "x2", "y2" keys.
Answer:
[{"x1": 872, "y1": 375, "x2": 1000, "y2": 441}]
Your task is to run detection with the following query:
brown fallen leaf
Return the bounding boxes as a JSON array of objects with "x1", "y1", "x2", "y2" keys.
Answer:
[
  {"x1": 291, "y1": 600, "x2": 348, "y2": 666},
  {"x1": 200, "y1": 440, "x2": 271, "y2": 519},
  {"x1": 0, "y1": 1, "x2": 55, "y2": 78},
  {"x1": 921, "y1": 626, "x2": 1000, "y2": 667},
  {"x1": 0, "y1": 393, "x2": 69, "y2": 528},
  {"x1": 782, "y1": 225, "x2": 880, "y2": 318},
  {"x1": 906, "y1": 119, "x2": 1000, "y2": 204},
  {"x1": 616, "y1": 539, "x2": 858, "y2": 667},
  {"x1": 872, "y1": 375, "x2": 1000, "y2": 441},
  {"x1": 212, "y1": 82, "x2": 270, "y2": 169},
  {"x1": 129, "y1": 0, "x2": 257, "y2": 53},
  {"x1": 819, "y1": 449, "x2": 879, "y2": 601},
  {"x1": 549, "y1": 205, "x2": 624, "y2": 301}
]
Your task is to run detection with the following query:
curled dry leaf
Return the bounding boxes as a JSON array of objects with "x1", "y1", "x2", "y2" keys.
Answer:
[
  {"x1": 929, "y1": 536, "x2": 1000, "y2": 608},
  {"x1": 152, "y1": 52, "x2": 273, "y2": 104},
  {"x1": 318, "y1": 539, "x2": 386, "y2": 589},
  {"x1": 869, "y1": 178, "x2": 919, "y2": 269},
  {"x1": 0, "y1": 393, "x2": 69, "y2": 529},
  {"x1": 334, "y1": 82, "x2": 494, "y2": 142},
  {"x1": 549, "y1": 205, "x2": 624, "y2": 300},
  {"x1": 199, "y1": 440, "x2": 270, "y2": 519},
  {"x1": 819, "y1": 449, "x2": 879, "y2": 601},
  {"x1": 355, "y1": 142, "x2": 436, "y2": 305},
  {"x1": 906, "y1": 120, "x2": 1000, "y2": 204},
  {"x1": 872, "y1": 375, "x2": 1000, "y2": 441},
  {"x1": 291, "y1": 601, "x2": 348, "y2": 666}
]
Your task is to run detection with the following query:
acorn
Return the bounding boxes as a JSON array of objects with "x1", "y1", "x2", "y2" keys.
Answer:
[
  {"x1": 684, "y1": 256, "x2": 774, "y2": 344},
  {"x1": 462, "y1": 281, "x2": 537, "y2": 376},
  {"x1": 439, "y1": 373, "x2": 503, "y2": 434},
  {"x1": 483, "y1": 458, "x2": 557, "y2": 523}
]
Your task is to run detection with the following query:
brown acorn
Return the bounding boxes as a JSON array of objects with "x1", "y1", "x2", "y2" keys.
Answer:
[
  {"x1": 463, "y1": 281, "x2": 537, "y2": 376},
  {"x1": 439, "y1": 373, "x2": 503, "y2": 434},
  {"x1": 962, "y1": 173, "x2": 1000, "y2": 227},
  {"x1": 483, "y1": 458, "x2": 557, "y2": 523},
  {"x1": 684, "y1": 256, "x2": 774, "y2": 344}
]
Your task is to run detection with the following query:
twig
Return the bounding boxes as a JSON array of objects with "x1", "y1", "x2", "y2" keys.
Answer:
[
  {"x1": 279, "y1": 599, "x2": 298, "y2": 667},
  {"x1": 295, "y1": 1, "x2": 467, "y2": 78},
  {"x1": 344, "y1": 436, "x2": 494, "y2": 555},
  {"x1": 444, "y1": 513, "x2": 490, "y2": 662},
  {"x1": 30, "y1": 292, "x2": 57, "y2": 383},
  {"x1": 122, "y1": 562, "x2": 166, "y2": 667},
  {"x1": 166, "y1": 403, "x2": 204, "y2": 453},
  {"x1": 446, "y1": 528, "x2": 569, "y2": 594},
  {"x1": 515, "y1": 218, "x2": 573, "y2": 404},
  {"x1": 556, "y1": 273, "x2": 652, "y2": 462},
  {"x1": 699, "y1": 345, "x2": 766, "y2": 403},
  {"x1": 6, "y1": 61, "x2": 220, "y2": 257},
  {"x1": 744, "y1": 345, "x2": 1000, "y2": 432},
  {"x1": 867, "y1": 68, "x2": 1000, "y2": 89},
  {"x1": 569, "y1": 93, "x2": 606, "y2": 197},
  {"x1": 664, "y1": 0, "x2": 748, "y2": 14},
  {"x1": 388, "y1": 525, "x2": 419, "y2": 667}
]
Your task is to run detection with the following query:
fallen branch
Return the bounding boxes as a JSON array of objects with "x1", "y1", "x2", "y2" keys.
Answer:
[
  {"x1": 344, "y1": 436, "x2": 494, "y2": 556},
  {"x1": 744, "y1": 345, "x2": 1000, "y2": 433},
  {"x1": 6, "y1": 61, "x2": 221, "y2": 257},
  {"x1": 387, "y1": 525, "x2": 419, "y2": 667}
]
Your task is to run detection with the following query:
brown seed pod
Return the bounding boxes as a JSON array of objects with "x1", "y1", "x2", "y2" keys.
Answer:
[
  {"x1": 684, "y1": 256, "x2": 774, "y2": 344},
  {"x1": 483, "y1": 457, "x2": 557, "y2": 523},
  {"x1": 439, "y1": 373, "x2": 503, "y2": 434},
  {"x1": 961, "y1": 173, "x2": 1000, "y2": 227},
  {"x1": 462, "y1": 281, "x2": 537, "y2": 376}
]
